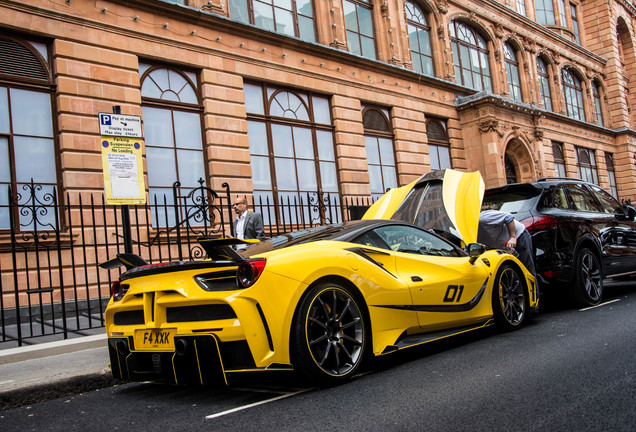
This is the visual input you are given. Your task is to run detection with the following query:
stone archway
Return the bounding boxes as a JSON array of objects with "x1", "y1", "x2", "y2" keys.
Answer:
[{"x1": 504, "y1": 138, "x2": 535, "y2": 183}]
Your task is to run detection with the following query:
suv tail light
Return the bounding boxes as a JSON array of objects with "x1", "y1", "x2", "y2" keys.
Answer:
[
  {"x1": 237, "y1": 259, "x2": 267, "y2": 288},
  {"x1": 520, "y1": 215, "x2": 559, "y2": 233}
]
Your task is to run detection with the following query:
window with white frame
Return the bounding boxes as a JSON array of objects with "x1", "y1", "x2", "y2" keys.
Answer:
[{"x1": 140, "y1": 63, "x2": 207, "y2": 227}]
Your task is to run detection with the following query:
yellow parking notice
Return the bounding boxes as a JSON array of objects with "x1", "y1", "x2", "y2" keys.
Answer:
[{"x1": 100, "y1": 136, "x2": 146, "y2": 205}]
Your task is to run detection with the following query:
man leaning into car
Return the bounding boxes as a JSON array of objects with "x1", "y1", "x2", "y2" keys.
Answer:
[{"x1": 477, "y1": 210, "x2": 536, "y2": 279}]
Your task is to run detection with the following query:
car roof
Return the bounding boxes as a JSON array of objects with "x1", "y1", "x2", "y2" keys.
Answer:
[
  {"x1": 485, "y1": 178, "x2": 591, "y2": 194},
  {"x1": 239, "y1": 219, "x2": 414, "y2": 257}
]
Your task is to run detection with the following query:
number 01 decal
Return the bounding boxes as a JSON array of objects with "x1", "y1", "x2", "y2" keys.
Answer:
[{"x1": 443, "y1": 285, "x2": 464, "y2": 303}]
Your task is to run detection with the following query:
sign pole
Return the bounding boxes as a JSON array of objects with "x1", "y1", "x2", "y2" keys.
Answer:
[{"x1": 112, "y1": 105, "x2": 133, "y2": 254}]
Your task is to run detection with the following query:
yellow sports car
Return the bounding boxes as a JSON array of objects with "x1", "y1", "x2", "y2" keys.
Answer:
[{"x1": 101, "y1": 170, "x2": 537, "y2": 385}]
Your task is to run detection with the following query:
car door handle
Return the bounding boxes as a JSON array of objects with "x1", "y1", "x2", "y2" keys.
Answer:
[{"x1": 411, "y1": 276, "x2": 422, "y2": 282}]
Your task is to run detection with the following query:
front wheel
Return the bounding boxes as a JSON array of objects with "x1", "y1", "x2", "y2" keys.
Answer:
[
  {"x1": 492, "y1": 264, "x2": 528, "y2": 331},
  {"x1": 573, "y1": 248, "x2": 603, "y2": 307},
  {"x1": 291, "y1": 283, "x2": 367, "y2": 385}
]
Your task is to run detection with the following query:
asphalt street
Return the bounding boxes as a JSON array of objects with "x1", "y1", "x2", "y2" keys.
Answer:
[{"x1": 1, "y1": 282, "x2": 635, "y2": 432}]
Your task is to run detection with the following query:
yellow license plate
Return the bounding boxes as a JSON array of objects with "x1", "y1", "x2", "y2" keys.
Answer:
[{"x1": 135, "y1": 329, "x2": 176, "y2": 350}]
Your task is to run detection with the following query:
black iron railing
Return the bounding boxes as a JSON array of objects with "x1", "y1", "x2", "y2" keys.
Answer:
[{"x1": 0, "y1": 180, "x2": 374, "y2": 347}]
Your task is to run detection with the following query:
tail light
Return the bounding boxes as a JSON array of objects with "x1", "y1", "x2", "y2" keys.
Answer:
[
  {"x1": 237, "y1": 259, "x2": 267, "y2": 288},
  {"x1": 111, "y1": 281, "x2": 129, "y2": 301},
  {"x1": 520, "y1": 215, "x2": 558, "y2": 233}
]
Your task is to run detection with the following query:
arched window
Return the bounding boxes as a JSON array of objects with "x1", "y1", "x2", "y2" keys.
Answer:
[
  {"x1": 0, "y1": 35, "x2": 57, "y2": 230},
  {"x1": 229, "y1": 0, "x2": 316, "y2": 42},
  {"x1": 426, "y1": 119, "x2": 451, "y2": 170},
  {"x1": 244, "y1": 83, "x2": 338, "y2": 225},
  {"x1": 450, "y1": 21, "x2": 492, "y2": 91},
  {"x1": 592, "y1": 80, "x2": 604, "y2": 127},
  {"x1": 537, "y1": 56, "x2": 553, "y2": 111},
  {"x1": 535, "y1": 0, "x2": 556, "y2": 25},
  {"x1": 605, "y1": 153, "x2": 617, "y2": 198},
  {"x1": 562, "y1": 68, "x2": 585, "y2": 121},
  {"x1": 504, "y1": 42, "x2": 522, "y2": 102},
  {"x1": 344, "y1": 0, "x2": 376, "y2": 60},
  {"x1": 405, "y1": 0, "x2": 433, "y2": 76},
  {"x1": 552, "y1": 142, "x2": 566, "y2": 177},
  {"x1": 140, "y1": 64, "x2": 206, "y2": 227},
  {"x1": 363, "y1": 107, "x2": 397, "y2": 199},
  {"x1": 576, "y1": 147, "x2": 598, "y2": 185}
]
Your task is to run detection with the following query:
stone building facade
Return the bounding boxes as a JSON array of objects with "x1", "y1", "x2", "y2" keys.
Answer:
[{"x1": 1, "y1": 0, "x2": 635, "y2": 225}]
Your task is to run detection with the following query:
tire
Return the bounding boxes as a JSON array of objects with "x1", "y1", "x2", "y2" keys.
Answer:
[
  {"x1": 573, "y1": 247, "x2": 603, "y2": 307},
  {"x1": 492, "y1": 264, "x2": 528, "y2": 331},
  {"x1": 291, "y1": 283, "x2": 367, "y2": 385}
]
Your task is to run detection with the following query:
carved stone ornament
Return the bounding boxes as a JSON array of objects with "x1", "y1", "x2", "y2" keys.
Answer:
[
  {"x1": 523, "y1": 38, "x2": 537, "y2": 54},
  {"x1": 493, "y1": 23, "x2": 504, "y2": 39},
  {"x1": 201, "y1": 0, "x2": 225, "y2": 14},
  {"x1": 551, "y1": 50, "x2": 561, "y2": 64},
  {"x1": 437, "y1": 0, "x2": 449, "y2": 14},
  {"x1": 380, "y1": 1, "x2": 389, "y2": 18},
  {"x1": 534, "y1": 128, "x2": 544, "y2": 140},
  {"x1": 478, "y1": 119, "x2": 505, "y2": 137},
  {"x1": 330, "y1": 39, "x2": 347, "y2": 50},
  {"x1": 437, "y1": 25, "x2": 445, "y2": 39}
]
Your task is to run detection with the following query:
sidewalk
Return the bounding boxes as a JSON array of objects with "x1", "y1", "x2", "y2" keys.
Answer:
[{"x1": 0, "y1": 334, "x2": 116, "y2": 411}]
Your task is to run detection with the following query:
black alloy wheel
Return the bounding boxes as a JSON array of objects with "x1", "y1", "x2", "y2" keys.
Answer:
[
  {"x1": 574, "y1": 247, "x2": 603, "y2": 307},
  {"x1": 292, "y1": 283, "x2": 367, "y2": 385},
  {"x1": 492, "y1": 264, "x2": 527, "y2": 331}
]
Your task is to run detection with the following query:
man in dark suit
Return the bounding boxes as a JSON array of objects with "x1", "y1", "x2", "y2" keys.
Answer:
[{"x1": 233, "y1": 197, "x2": 265, "y2": 242}]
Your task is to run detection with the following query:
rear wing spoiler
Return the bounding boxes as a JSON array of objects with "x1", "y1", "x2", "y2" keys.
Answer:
[
  {"x1": 99, "y1": 253, "x2": 149, "y2": 271},
  {"x1": 98, "y1": 238, "x2": 259, "y2": 271},
  {"x1": 197, "y1": 237, "x2": 259, "y2": 262}
]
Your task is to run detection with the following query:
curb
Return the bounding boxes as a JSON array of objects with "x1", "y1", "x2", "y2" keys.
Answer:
[{"x1": 0, "y1": 334, "x2": 107, "y2": 365}]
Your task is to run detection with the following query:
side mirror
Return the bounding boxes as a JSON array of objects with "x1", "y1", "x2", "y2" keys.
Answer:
[
  {"x1": 468, "y1": 243, "x2": 486, "y2": 264},
  {"x1": 616, "y1": 205, "x2": 636, "y2": 221}
]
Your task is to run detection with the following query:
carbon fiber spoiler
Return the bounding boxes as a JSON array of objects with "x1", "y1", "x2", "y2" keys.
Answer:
[{"x1": 197, "y1": 237, "x2": 260, "y2": 262}]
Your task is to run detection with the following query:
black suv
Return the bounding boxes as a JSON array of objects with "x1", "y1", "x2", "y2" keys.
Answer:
[{"x1": 483, "y1": 178, "x2": 636, "y2": 306}]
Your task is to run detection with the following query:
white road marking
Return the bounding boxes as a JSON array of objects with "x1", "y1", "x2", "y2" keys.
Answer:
[
  {"x1": 579, "y1": 298, "x2": 620, "y2": 311},
  {"x1": 205, "y1": 388, "x2": 311, "y2": 419}
]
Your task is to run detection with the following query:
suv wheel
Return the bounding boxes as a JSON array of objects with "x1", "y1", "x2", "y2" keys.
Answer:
[{"x1": 573, "y1": 247, "x2": 603, "y2": 307}]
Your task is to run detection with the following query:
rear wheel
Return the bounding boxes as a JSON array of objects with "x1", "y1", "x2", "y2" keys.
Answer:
[
  {"x1": 291, "y1": 283, "x2": 367, "y2": 385},
  {"x1": 573, "y1": 248, "x2": 603, "y2": 307},
  {"x1": 492, "y1": 264, "x2": 528, "y2": 331}
]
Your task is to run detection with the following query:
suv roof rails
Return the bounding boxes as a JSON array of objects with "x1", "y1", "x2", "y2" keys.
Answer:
[{"x1": 537, "y1": 177, "x2": 585, "y2": 182}]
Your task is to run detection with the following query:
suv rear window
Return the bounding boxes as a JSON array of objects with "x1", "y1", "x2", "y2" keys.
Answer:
[{"x1": 482, "y1": 185, "x2": 541, "y2": 214}]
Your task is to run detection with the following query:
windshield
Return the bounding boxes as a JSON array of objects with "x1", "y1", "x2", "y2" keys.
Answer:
[
  {"x1": 482, "y1": 186, "x2": 540, "y2": 214},
  {"x1": 390, "y1": 181, "x2": 456, "y2": 234}
]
